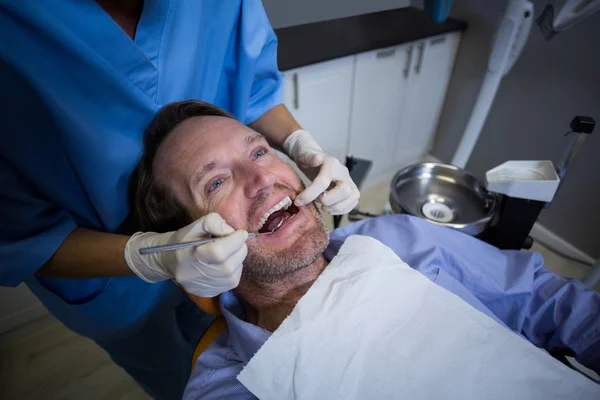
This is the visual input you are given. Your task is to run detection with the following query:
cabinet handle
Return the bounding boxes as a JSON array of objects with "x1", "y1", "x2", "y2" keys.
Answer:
[
  {"x1": 403, "y1": 45, "x2": 413, "y2": 78},
  {"x1": 376, "y1": 48, "x2": 396, "y2": 59},
  {"x1": 293, "y1": 73, "x2": 299, "y2": 109},
  {"x1": 414, "y1": 42, "x2": 425, "y2": 75},
  {"x1": 430, "y1": 36, "x2": 446, "y2": 46}
]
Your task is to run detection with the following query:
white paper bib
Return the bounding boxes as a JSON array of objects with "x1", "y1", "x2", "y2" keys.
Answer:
[{"x1": 238, "y1": 235, "x2": 599, "y2": 399}]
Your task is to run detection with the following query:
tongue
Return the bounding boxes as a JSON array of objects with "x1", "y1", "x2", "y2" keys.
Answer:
[{"x1": 261, "y1": 210, "x2": 291, "y2": 233}]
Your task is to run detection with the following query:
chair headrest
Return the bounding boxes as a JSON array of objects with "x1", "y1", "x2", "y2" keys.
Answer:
[{"x1": 186, "y1": 292, "x2": 222, "y2": 316}]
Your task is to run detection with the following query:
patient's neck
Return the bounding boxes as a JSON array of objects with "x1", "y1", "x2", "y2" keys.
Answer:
[{"x1": 236, "y1": 255, "x2": 328, "y2": 332}]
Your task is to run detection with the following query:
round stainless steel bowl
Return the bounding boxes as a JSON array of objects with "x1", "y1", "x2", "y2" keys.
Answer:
[{"x1": 389, "y1": 163, "x2": 497, "y2": 236}]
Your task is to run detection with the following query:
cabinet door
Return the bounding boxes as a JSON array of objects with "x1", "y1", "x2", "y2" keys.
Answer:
[
  {"x1": 348, "y1": 44, "x2": 412, "y2": 179},
  {"x1": 283, "y1": 56, "x2": 354, "y2": 163},
  {"x1": 396, "y1": 32, "x2": 461, "y2": 161}
]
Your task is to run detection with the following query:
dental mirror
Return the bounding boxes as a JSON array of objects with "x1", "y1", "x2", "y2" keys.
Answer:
[{"x1": 138, "y1": 215, "x2": 285, "y2": 255}]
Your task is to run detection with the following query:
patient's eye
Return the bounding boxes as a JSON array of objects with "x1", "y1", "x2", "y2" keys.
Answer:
[
  {"x1": 209, "y1": 178, "x2": 224, "y2": 192},
  {"x1": 253, "y1": 148, "x2": 267, "y2": 160}
]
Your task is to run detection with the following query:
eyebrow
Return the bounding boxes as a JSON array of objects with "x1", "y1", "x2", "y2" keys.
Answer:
[
  {"x1": 245, "y1": 133, "x2": 264, "y2": 145},
  {"x1": 194, "y1": 134, "x2": 265, "y2": 184},
  {"x1": 194, "y1": 162, "x2": 217, "y2": 186}
]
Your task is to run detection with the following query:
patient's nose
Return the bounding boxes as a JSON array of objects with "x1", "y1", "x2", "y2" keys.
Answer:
[{"x1": 242, "y1": 163, "x2": 276, "y2": 198}]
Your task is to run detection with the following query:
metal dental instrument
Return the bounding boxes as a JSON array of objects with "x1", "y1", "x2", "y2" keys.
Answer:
[{"x1": 138, "y1": 217, "x2": 285, "y2": 255}]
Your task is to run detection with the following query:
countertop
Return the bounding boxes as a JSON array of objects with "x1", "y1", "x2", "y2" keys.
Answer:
[{"x1": 274, "y1": 7, "x2": 468, "y2": 71}]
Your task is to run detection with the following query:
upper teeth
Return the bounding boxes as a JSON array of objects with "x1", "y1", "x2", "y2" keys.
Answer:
[{"x1": 258, "y1": 196, "x2": 292, "y2": 231}]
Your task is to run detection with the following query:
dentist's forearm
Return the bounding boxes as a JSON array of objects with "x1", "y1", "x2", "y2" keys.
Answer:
[
  {"x1": 250, "y1": 104, "x2": 301, "y2": 152},
  {"x1": 37, "y1": 227, "x2": 133, "y2": 278}
]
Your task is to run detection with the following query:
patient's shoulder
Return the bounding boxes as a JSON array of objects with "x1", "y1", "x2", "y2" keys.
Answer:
[
  {"x1": 329, "y1": 214, "x2": 488, "y2": 275},
  {"x1": 331, "y1": 214, "x2": 444, "y2": 248},
  {"x1": 332, "y1": 214, "x2": 432, "y2": 237}
]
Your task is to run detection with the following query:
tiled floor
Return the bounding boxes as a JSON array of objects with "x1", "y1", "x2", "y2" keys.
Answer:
[{"x1": 1, "y1": 177, "x2": 598, "y2": 399}]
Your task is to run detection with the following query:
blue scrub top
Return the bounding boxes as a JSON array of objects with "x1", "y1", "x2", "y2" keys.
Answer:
[{"x1": 0, "y1": 0, "x2": 283, "y2": 339}]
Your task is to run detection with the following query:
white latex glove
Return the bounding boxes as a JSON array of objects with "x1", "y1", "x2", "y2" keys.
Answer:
[
  {"x1": 124, "y1": 213, "x2": 248, "y2": 297},
  {"x1": 284, "y1": 129, "x2": 360, "y2": 215}
]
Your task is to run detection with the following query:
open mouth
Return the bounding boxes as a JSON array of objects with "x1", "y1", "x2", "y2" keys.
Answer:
[{"x1": 257, "y1": 195, "x2": 300, "y2": 234}]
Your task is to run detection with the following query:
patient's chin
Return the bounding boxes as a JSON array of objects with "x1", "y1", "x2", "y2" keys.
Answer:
[{"x1": 243, "y1": 205, "x2": 329, "y2": 283}]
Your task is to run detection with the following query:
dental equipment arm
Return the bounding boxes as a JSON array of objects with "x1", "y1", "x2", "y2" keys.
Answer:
[
  {"x1": 538, "y1": 0, "x2": 600, "y2": 40},
  {"x1": 452, "y1": 0, "x2": 534, "y2": 168},
  {"x1": 452, "y1": 0, "x2": 600, "y2": 167}
]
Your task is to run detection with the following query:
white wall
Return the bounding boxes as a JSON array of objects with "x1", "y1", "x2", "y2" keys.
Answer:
[{"x1": 263, "y1": 0, "x2": 410, "y2": 29}]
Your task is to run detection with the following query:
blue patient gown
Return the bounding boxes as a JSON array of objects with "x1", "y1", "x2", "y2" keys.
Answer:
[{"x1": 0, "y1": 1, "x2": 282, "y2": 398}]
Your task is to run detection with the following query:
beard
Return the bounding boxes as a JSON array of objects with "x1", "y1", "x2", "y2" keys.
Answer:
[{"x1": 242, "y1": 197, "x2": 330, "y2": 284}]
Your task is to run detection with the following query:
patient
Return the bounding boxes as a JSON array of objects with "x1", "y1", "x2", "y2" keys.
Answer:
[{"x1": 130, "y1": 100, "x2": 600, "y2": 399}]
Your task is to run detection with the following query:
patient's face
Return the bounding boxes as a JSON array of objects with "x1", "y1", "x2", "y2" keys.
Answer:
[{"x1": 154, "y1": 116, "x2": 329, "y2": 282}]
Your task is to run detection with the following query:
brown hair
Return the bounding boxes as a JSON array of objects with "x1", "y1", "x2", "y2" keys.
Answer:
[{"x1": 129, "y1": 100, "x2": 235, "y2": 233}]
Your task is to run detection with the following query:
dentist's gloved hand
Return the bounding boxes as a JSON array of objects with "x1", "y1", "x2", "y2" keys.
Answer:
[
  {"x1": 284, "y1": 129, "x2": 360, "y2": 215},
  {"x1": 124, "y1": 213, "x2": 248, "y2": 297}
]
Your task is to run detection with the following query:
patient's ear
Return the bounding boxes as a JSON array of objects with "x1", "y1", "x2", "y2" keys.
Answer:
[{"x1": 185, "y1": 291, "x2": 222, "y2": 316}]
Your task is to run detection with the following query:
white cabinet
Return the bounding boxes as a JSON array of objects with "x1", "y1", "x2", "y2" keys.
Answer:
[
  {"x1": 282, "y1": 32, "x2": 461, "y2": 186},
  {"x1": 348, "y1": 44, "x2": 413, "y2": 178},
  {"x1": 395, "y1": 32, "x2": 461, "y2": 161},
  {"x1": 348, "y1": 32, "x2": 461, "y2": 183},
  {"x1": 283, "y1": 56, "x2": 354, "y2": 163}
]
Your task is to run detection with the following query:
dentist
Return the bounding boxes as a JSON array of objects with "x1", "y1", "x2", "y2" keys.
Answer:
[{"x1": 0, "y1": 1, "x2": 359, "y2": 398}]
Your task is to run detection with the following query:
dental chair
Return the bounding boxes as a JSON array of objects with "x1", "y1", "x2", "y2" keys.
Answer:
[{"x1": 187, "y1": 294, "x2": 227, "y2": 370}]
